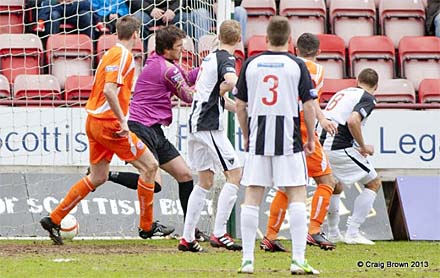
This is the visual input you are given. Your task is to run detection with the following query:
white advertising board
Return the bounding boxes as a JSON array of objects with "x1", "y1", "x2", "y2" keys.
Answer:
[{"x1": 0, "y1": 108, "x2": 438, "y2": 169}]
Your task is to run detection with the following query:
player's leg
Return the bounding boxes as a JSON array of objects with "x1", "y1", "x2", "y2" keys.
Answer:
[
  {"x1": 307, "y1": 173, "x2": 336, "y2": 250},
  {"x1": 205, "y1": 131, "x2": 242, "y2": 250},
  {"x1": 107, "y1": 170, "x2": 162, "y2": 193},
  {"x1": 328, "y1": 147, "x2": 378, "y2": 245},
  {"x1": 345, "y1": 176, "x2": 381, "y2": 245},
  {"x1": 261, "y1": 188, "x2": 288, "y2": 252},
  {"x1": 327, "y1": 182, "x2": 344, "y2": 242},
  {"x1": 179, "y1": 169, "x2": 213, "y2": 252},
  {"x1": 238, "y1": 154, "x2": 271, "y2": 274},
  {"x1": 273, "y1": 153, "x2": 319, "y2": 275},
  {"x1": 40, "y1": 117, "x2": 111, "y2": 245}
]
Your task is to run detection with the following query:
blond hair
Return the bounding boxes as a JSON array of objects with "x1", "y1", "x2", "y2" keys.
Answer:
[{"x1": 219, "y1": 19, "x2": 241, "y2": 45}]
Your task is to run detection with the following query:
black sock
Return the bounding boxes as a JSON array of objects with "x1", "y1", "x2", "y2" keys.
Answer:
[
  {"x1": 108, "y1": 171, "x2": 139, "y2": 190},
  {"x1": 178, "y1": 180, "x2": 194, "y2": 220},
  {"x1": 108, "y1": 171, "x2": 162, "y2": 193}
]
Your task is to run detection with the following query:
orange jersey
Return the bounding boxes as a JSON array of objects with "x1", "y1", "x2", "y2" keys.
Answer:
[
  {"x1": 300, "y1": 58, "x2": 331, "y2": 177},
  {"x1": 86, "y1": 43, "x2": 136, "y2": 120}
]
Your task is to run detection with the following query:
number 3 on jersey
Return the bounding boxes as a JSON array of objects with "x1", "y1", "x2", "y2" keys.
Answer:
[{"x1": 262, "y1": 75, "x2": 279, "y2": 106}]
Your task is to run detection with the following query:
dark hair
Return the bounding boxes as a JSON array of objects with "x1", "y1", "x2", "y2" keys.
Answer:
[
  {"x1": 296, "y1": 33, "x2": 320, "y2": 57},
  {"x1": 155, "y1": 25, "x2": 186, "y2": 55},
  {"x1": 266, "y1": 16, "x2": 291, "y2": 46},
  {"x1": 357, "y1": 68, "x2": 379, "y2": 88},
  {"x1": 116, "y1": 15, "x2": 141, "y2": 41}
]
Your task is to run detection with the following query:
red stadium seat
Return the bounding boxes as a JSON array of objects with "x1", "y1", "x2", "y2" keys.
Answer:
[
  {"x1": 0, "y1": 0, "x2": 24, "y2": 34},
  {"x1": 279, "y1": 0, "x2": 326, "y2": 45},
  {"x1": 329, "y1": 0, "x2": 376, "y2": 47},
  {"x1": 0, "y1": 74, "x2": 10, "y2": 98},
  {"x1": 64, "y1": 75, "x2": 94, "y2": 101},
  {"x1": 320, "y1": 78, "x2": 357, "y2": 104},
  {"x1": 247, "y1": 35, "x2": 295, "y2": 57},
  {"x1": 379, "y1": 0, "x2": 425, "y2": 48},
  {"x1": 46, "y1": 34, "x2": 93, "y2": 89},
  {"x1": 418, "y1": 79, "x2": 440, "y2": 103},
  {"x1": 0, "y1": 34, "x2": 43, "y2": 84},
  {"x1": 97, "y1": 34, "x2": 144, "y2": 85},
  {"x1": 348, "y1": 36, "x2": 395, "y2": 80},
  {"x1": 197, "y1": 34, "x2": 218, "y2": 62},
  {"x1": 374, "y1": 79, "x2": 415, "y2": 103},
  {"x1": 181, "y1": 36, "x2": 196, "y2": 70},
  {"x1": 234, "y1": 41, "x2": 245, "y2": 74},
  {"x1": 242, "y1": 0, "x2": 277, "y2": 46},
  {"x1": 316, "y1": 34, "x2": 346, "y2": 79},
  {"x1": 398, "y1": 36, "x2": 440, "y2": 89},
  {"x1": 13, "y1": 74, "x2": 61, "y2": 102}
]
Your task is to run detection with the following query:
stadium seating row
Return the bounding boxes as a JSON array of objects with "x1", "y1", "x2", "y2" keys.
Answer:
[
  {"x1": 242, "y1": 0, "x2": 427, "y2": 48},
  {"x1": 0, "y1": 32, "x2": 438, "y2": 91},
  {"x1": 0, "y1": 73, "x2": 438, "y2": 107}
]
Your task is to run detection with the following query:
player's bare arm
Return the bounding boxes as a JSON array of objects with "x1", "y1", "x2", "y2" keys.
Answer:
[
  {"x1": 220, "y1": 72, "x2": 238, "y2": 97},
  {"x1": 347, "y1": 111, "x2": 374, "y2": 156},
  {"x1": 103, "y1": 82, "x2": 128, "y2": 138},
  {"x1": 303, "y1": 99, "x2": 316, "y2": 155},
  {"x1": 235, "y1": 98, "x2": 248, "y2": 151},
  {"x1": 224, "y1": 95, "x2": 236, "y2": 112},
  {"x1": 314, "y1": 101, "x2": 338, "y2": 136}
]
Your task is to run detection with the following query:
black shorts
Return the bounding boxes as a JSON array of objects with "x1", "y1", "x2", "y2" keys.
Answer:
[{"x1": 128, "y1": 120, "x2": 180, "y2": 165}]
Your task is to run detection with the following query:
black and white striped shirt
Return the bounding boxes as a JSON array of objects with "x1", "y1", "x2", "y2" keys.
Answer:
[
  {"x1": 234, "y1": 51, "x2": 314, "y2": 156},
  {"x1": 319, "y1": 87, "x2": 376, "y2": 150},
  {"x1": 189, "y1": 49, "x2": 236, "y2": 133}
]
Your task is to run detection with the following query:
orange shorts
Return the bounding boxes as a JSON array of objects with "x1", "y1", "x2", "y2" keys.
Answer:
[
  {"x1": 86, "y1": 116, "x2": 147, "y2": 164},
  {"x1": 300, "y1": 122, "x2": 332, "y2": 178}
]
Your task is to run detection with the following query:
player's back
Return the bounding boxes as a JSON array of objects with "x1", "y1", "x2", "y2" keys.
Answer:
[
  {"x1": 190, "y1": 49, "x2": 236, "y2": 132},
  {"x1": 235, "y1": 51, "x2": 313, "y2": 156},
  {"x1": 323, "y1": 87, "x2": 369, "y2": 125},
  {"x1": 244, "y1": 51, "x2": 309, "y2": 118},
  {"x1": 86, "y1": 44, "x2": 135, "y2": 120}
]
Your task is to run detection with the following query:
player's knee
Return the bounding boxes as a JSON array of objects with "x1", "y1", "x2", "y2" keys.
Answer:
[
  {"x1": 333, "y1": 182, "x2": 344, "y2": 194},
  {"x1": 90, "y1": 173, "x2": 108, "y2": 186},
  {"x1": 226, "y1": 168, "x2": 242, "y2": 186},
  {"x1": 176, "y1": 169, "x2": 193, "y2": 182},
  {"x1": 366, "y1": 177, "x2": 382, "y2": 192}
]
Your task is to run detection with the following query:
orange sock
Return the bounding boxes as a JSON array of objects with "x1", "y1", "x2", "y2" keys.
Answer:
[
  {"x1": 137, "y1": 178, "x2": 155, "y2": 231},
  {"x1": 266, "y1": 190, "x2": 288, "y2": 240},
  {"x1": 308, "y1": 184, "x2": 333, "y2": 234},
  {"x1": 50, "y1": 177, "x2": 95, "y2": 225}
]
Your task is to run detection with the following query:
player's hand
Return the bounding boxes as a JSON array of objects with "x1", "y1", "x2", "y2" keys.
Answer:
[
  {"x1": 243, "y1": 137, "x2": 249, "y2": 152},
  {"x1": 109, "y1": 13, "x2": 118, "y2": 20},
  {"x1": 162, "y1": 9, "x2": 175, "y2": 23},
  {"x1": 151, "y1": 8, "x2": 164, "y2": 19},
  {"x1": 115, "y1": 119, "x2": 129, "y2": 138},
  {"x1": 320, "y1": 118, "x2": 338, "y2": 136},
  {"x1": 304, "y1": 140, "x2": 315, "y2": 156},
  {"x1": 358, "y1": 144, "x2": 374, "y2": 157}
]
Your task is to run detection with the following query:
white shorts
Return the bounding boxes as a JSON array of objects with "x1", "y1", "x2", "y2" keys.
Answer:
[
  {"x1": 241, "y1": 152, "x2": 308, "y2": 187},
  {"x1": 188, "y1": 130, "x2": 241, "y2": 172},
  {"x1": 327, "y1": 147, "x2": 378, "y2": 186}
]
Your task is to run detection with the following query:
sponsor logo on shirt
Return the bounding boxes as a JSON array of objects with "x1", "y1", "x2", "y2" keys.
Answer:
[
  {"x1": 360, "y1": 108, "x2": 367, "y2": 118},
  {"x1": 257, "y1": 62, "x2": 284, "y2": 68},
  {"x1": 171, "y1": 73, "x2": 183, "y2": 83},
  {"x1": 226, "y1": 66, "x2": 236, "y2": 73},
  {"x1": 309, "y1": 89, "x2": 318, "y2": 98},
  {"x1": 105, "y1": 65, "x2": 119, "y2": 72}
]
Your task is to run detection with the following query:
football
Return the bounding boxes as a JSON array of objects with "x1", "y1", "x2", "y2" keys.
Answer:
[{"x1": 60, "y1": 214, "x2": 79, "y2": 240}]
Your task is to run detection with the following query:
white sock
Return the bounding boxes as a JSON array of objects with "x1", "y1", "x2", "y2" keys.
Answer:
[
  {"x1": 182, "y1": 185, "x2": 209, "y2": 242},
  {"x1": 241, "y1": 205, "x2": 259, "y2": 263},
  {"x1": 213, "y1": 183, "x2": 239, "y2": 237},
  {"x1": 346, "y1": 188, "x2": 377, "y2": 236},
  {"x1": 327, "y1": 194, "x2": 341, "y2": 235},
  {"x1": 289, "y1": 202, "x2": 307, "y2": 265}
]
